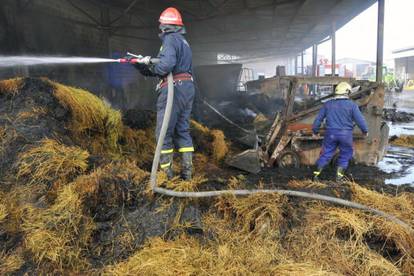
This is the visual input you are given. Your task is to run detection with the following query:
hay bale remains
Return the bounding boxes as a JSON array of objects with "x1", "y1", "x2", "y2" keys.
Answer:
[
  {"x1": 0, "y1": 78, "x2": 24, "y2": 95},
  {"x1": 21, "y1": 184, "x2": 95, "y2": 271},
  {"x1": 191, "y1": 120, "x2": 229, "y2": 163},
  {"x1": 49, "y1": 80, "x2": 123, "y2": 154},
  {"x1": 0, "y1": 251, "x2": 24, "y2": 274},
  {"x1": 16, "y1": 138, "x2": 89, "y2": 185},
  {"x1": 391, "y1": 135, "x2": 414, "y2": 147},
  {"x1": 120, "y1": 127, "x2": 155, "y2": 169}
]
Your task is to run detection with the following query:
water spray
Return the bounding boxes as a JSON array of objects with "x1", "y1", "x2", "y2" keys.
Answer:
[{"x1": 0, "y1": 52, "x2": 154, "y2": 68}]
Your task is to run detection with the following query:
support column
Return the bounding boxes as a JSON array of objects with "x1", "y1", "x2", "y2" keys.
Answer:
[
  {"x1": 376, "y1": 0, "x2": 385, "y2": 83},
  {"x1": 301, "y1": 51, "x2": 304, "y2": 75},
  {"x1": 294, "y1": 55, "x2": 298, "y2": 75},
  {"x1": 331, "y1": 22, "x2": 336, "y2": 76},
  {"x1": 312, "y1": 44, "x2": 318, "y2": 77}
]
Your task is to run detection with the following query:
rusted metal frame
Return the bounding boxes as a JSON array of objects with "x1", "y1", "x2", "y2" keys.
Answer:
[
  {"x1": 290, "y1": 135, "x2": 323, "y2": 153},
  {"x1": 285, "y1": 79, "x2": 299, "y2": 118},
  {"x1": 267, "y1": 79, "x2": 298, "y2": 166},
  {"x1": 265, "y1": 113, "x2": 282, "y2": 151},
  {"x1": 269, "y1": 135, "x2": 292, "y2": 166}
]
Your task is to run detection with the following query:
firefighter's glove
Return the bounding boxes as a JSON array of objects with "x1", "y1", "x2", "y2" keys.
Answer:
[{"x1": 138, "y1": 56, "x2": 152, "y2": 65}]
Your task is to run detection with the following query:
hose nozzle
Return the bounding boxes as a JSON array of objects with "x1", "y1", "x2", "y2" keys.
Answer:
[{"x1": 117, "y1": 58, "x2": 139, "y2": 64}]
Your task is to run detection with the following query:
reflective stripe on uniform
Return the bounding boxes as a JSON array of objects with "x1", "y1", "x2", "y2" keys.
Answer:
[
  {"x1": 313, "y1": 171, "x2": 321, "y2": 176},
  {"x1": 337, "y1": 172, "x2": 344, "y2": 177},
  {"x1": 160, "y1": 162, "x2": 171, "y2": 169},
  {"x1": 161, "y1": 149, "x2": 174, "y2": 154},
  {"x1": 178, "y1": 147, "x2": 194, "y2": 153}
]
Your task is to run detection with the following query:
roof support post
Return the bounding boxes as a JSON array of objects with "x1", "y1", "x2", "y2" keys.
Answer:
[
  {"x1": 301, "y1": 51, "x2": 304, "y2": 75},
  {"x1": 376, "y1": 0, "x2": 385, "y2": 83},
  {"x1": 294, "y1": 55, "x2": 298, "y2": 75},
  {"x1": 331, "y1": 21, "x2": 336, "y2": 76},
  {"x1": 312, "y1": 44, "x2": 318, "y2": 77}
]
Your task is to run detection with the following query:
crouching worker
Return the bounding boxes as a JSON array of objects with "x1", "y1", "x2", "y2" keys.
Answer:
[
  {"x1": 131, "y1": 7, "x2": 195, "y2": 180},
  {"x1": 312, "y1": 82, "x2": 368, "y2": 182}
]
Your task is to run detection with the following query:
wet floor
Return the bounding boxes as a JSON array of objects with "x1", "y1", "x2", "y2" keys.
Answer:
[
  {"x1": 378, "y1": 146, "x2": 414, "y2": 185},
  {"x1": 379, "y1": 91, "x2": 414, "y2": 186}
]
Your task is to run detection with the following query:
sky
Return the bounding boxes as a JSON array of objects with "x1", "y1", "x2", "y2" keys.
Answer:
[
  {"x1": 247, "y1": 0, "x2": 414, "y2": 75},
  {"x1": 317, "y1": 0, "x2": 414, "y2": 66}
]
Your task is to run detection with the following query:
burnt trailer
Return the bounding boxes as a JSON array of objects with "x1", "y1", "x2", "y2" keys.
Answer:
[{"x1": 227, "y1": 76, "x2": 389, "y2": 174}]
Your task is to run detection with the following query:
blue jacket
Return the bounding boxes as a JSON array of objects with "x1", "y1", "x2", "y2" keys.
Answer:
[
  {"x1": 136, "y1": 31, "x2": 192, "y2": 77},
  {"x1": 312, "y1": 98, "x2": 368, "y2": 134},
  {"x1": 154, "y1": 32, "x2": 192, "y2": 76}
]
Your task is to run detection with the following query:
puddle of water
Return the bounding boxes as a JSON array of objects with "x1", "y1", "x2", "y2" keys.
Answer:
[
  {"x1": 386, "y1": 167, "x2": 414, "y2": 185},
  {"x1": 385, "y1": 91, "x2": 414, "y2": 137},
  {"x1": 378, "y1": 146, "x2": 414, "y2": 186},
  {"x1": 388, "y1": 121, "x2": 414, "y2": 137},
  {"x1": 385, "y1": 91, "x2": 414, "y2": 110},
  {"x1": 379, "y1": 92, "x2": 414, "y2": 185}
]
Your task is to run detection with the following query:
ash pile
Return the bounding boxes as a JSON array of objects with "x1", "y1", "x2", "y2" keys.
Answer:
[{"x1": 383, "y1": 108, "x2": 414, "y2": 123}]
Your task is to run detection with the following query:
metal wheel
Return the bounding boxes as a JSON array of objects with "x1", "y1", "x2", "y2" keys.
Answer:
[{"x1": 277, "y1": 150, "x2": 300, "y2": 168}]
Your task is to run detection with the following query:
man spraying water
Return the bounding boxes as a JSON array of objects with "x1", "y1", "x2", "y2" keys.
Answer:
[
  {"x1": 0, "y1": 8, "x2": 195, "y2": 181},
  {"x1": 127, "y1": 7, "x2": 195, "y2": 180}
]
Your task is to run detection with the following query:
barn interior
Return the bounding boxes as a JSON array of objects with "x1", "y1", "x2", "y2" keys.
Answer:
[{"x1": 1, "y1": 0, "x2": 414, "y2": 275}]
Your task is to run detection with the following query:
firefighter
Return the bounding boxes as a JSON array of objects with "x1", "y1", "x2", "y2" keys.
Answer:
[
  {"x1": 132, "y1": 7, "x2": 195, "y2": 180},
  {"x1": 312, "y1": 82, "x2": 368, "y2": 182}
]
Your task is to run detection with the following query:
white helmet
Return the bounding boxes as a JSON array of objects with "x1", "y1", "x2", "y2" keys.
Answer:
[{"x1": 335, "y1": 82, "x2": 352, "y2": 95}]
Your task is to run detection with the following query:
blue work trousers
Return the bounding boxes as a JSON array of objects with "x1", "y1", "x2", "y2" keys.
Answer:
[
  {"x1": 156, "y1": 80, "x2": 195, "y2": 154},
  {"x1": 316, "y1": 129, "x2": 354, "y2": 169}
]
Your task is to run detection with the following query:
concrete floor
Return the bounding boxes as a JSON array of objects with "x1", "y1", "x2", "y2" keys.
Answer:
[{"x1": 379, "y1": 91, "x2": 414, "y2": 185}]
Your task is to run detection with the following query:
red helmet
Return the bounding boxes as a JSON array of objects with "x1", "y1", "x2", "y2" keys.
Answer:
[{"x1": 159, "y1": 7, "x2": 184, "y2": 26}]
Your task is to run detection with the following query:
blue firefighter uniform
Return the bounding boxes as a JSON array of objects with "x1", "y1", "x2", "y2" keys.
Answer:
[
  {"x1": 154, "y1": 32, "x2": 195, "y2": 154},
  {"x1": 312, "y1": 97, "x2": 368, "y2": 172},
  {"x1": 135, "y1": 30, "x2": 195, "y2": 179}
]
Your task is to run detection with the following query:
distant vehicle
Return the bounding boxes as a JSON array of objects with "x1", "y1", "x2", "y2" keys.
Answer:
[{"x1": 403, "y1": 80, "x2": 414, "y2": 91}]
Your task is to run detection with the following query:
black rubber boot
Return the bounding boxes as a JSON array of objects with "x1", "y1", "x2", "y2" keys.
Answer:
[
  {"x1": 336, "y1": 167, "x2": 345, "y2": 183},
  {"x1": 160, "y1": 153, "x2": 174, "y2": 179},
  {"x1": 181, "y1": 152, "x2": 193, "y2": 181},
  {"x1": 313, "y1": 167, "x2": 323, "y2": 182}
]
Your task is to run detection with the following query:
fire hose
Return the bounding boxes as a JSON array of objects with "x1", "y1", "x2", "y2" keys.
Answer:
[{"x1": 142, "y1": 64, "x2": 413, "y2": 232}]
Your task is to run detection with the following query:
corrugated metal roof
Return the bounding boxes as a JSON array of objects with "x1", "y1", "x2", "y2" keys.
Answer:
[{"x1": 84, "y1": 0, "x2": 378, "y2": 62}]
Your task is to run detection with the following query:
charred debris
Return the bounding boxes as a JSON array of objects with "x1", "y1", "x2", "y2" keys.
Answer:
[{"x1": 0, "y1": 77, "x2": 413, "y2": 275}]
